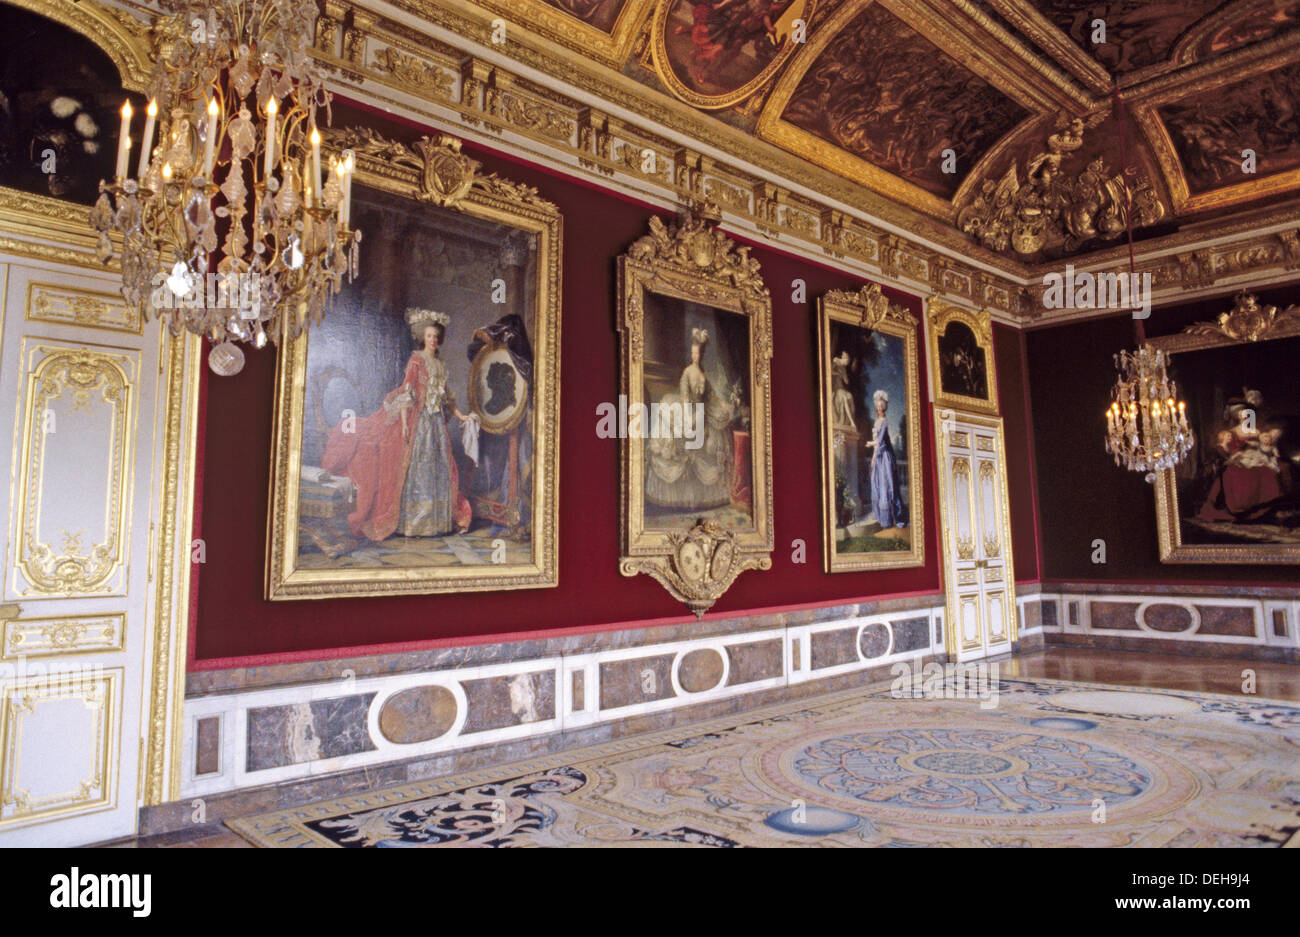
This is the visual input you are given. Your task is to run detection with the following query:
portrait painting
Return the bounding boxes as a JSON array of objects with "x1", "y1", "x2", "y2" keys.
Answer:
[
  {"x1": 267, "y1": 132, "x2": 561, "y2": 598},
  {"x1": 641, "y1": 292, "x2": 753, "y2": 531},
  {"x1": 928, "y1": 304, "x2": 999, "y2": 415},
  {"x1": 651, "y1": 0, "x2": 816, "y2": 109},
  {"x1": 818, "y1": 285, "x2": 923, "y2": 572},
  {"x1": 1151, "y1": 295, "x2": 1300, "y2": 564},
  {"x1": 617, "y1": 206, "x2": 774, "y2": 616}
]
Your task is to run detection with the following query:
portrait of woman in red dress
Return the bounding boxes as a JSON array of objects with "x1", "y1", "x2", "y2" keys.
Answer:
[{"x1": 321, "y1": 308, "x2": 472, "y2": 543}]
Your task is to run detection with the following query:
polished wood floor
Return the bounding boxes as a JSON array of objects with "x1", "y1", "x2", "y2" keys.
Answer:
[
  {"x1": 1004, "y1": 648, "x2": 1300, "y2": 701},
  {"x1": 117, "y1": 647, "x2": 1299, "y2": 847}
]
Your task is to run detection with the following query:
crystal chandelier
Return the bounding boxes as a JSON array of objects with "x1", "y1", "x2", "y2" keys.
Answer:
[
  {"x1": 90, "y1": 0, "x2": 360, "y2": 375},
  {"x1": 1104, "y1": 345, "x2": 1192, "y2": 473}
]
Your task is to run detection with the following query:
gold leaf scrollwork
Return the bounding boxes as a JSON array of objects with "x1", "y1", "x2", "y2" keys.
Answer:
[
  {"x1": 370, "y1": 47, "x2": 454, "y2": 98},
  {"x1": 18, "y1": 349, "x2": 131, "y2": 596},
  {"x1": 824, "y1": 282, "x2": 914, "y2": 333},
  {"x1": 620, "y1": 519, "x2": 770, "y2": 618},
  {"x1": 321, "y1": 128, "x2": 549, "y2": 211},
  {"x1": 1183, "y1": 293, "x2": 1300, "y2": 343},
  {"x1": 626, "y1": 201, "x2": 770, "y2": 305}
]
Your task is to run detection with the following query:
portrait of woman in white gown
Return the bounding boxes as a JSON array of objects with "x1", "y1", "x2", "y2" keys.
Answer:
[{"x1": 646, "y1": 328, "x2": 742, "y2": 511}]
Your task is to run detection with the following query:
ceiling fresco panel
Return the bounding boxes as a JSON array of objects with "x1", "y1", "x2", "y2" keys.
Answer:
[
  {"x1": 1157, "y1": 59, "x2": 1300, "y2": 195},
  {"x1": 776, "y1": 3, "x2": 1032, "y2": 201},
  {"x1": 1029, "y1": 0, "x2": 1229, "y2": 74},
  {"x1": 650, "y1": 0, "x2": 816, "y2": 109}
]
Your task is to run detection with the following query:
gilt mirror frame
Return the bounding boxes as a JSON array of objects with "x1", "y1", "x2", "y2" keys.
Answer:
[
  {"x1": 1149, "y1": 293, "x2": 1300, "y2": 565},
  {"x1": 817, "y1": 283, "x2": 925, "y2": 573},
  {"x1": 266, "y1": 128, "x2": 562, "y2": 599},
  {"x1": 616, "y1": 202, "x2": 774, "y2": 617}
]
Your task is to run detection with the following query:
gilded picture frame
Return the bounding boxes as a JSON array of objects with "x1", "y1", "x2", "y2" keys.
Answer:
[
  {"x1": 617, "y1": 203, "x2": 774, "y2": 617},
  {"x1": 266, "y1": 129, "x2": 562, "y2": 599},
  {"x1": 1150, "y1": 293, "x2": 1300, "y2": 565},
  {"x1": 817, "y1": 284, "x2": 924, "y2": 572},
  {"x1": 927, "y1": 300, "x2": 1000, "y2": 415}
]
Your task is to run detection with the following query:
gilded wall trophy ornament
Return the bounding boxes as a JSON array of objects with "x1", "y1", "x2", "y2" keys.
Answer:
[{"x1": 617, "y1": 205, "x2": 774, "y2": 617}]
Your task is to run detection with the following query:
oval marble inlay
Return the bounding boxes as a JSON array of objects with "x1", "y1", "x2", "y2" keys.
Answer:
[
  {"x1": 858, "y1": 623, "x2": 890, "y2": 659},
  {"x1": 378, "y1": 685, "x2": 458, "y2": 744},
  {"x1": 1142, "y1": 603, "x2": 1194, "y2": 633},
  {"x1": 678, "y1": 648, "x2": 725, "y2": 693}
]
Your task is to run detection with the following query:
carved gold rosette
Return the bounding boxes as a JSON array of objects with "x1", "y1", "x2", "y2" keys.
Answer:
[{"x1": 617, "y1": 204, "x2": 774, "y2": 617}]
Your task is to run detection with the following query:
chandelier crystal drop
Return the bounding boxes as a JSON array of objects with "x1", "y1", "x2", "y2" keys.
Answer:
[
  {"x1": 90, "y1": 0, "x2": 360, "y2": 366},
  {"x1": 1104, "y1": 345, "x2": 1193, "y2": 474}
]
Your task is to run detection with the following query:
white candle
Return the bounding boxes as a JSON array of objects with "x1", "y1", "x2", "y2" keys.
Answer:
[
  {"x1": 115, "y1": 100, "x2": 132, "y2": 179},
  {"x1": 202, "y1": 98, "x2": 219, "y2": 177},
  {"x1": 342, "y1": 150, "x2": 354, "y2": 226},
  {"x1": 137, "y1": 99, "x2": 157, "y2": 180},
  {"x1": 310, "y1": 126, "x2": 322, "y2": 200},
  {"x1": 263, "y1": 98, "x2": 278, "y2": 177}
]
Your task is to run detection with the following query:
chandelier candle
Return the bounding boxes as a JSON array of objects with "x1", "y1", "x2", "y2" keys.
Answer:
[
  {"x1": 138, "y1": 100, "x2": 157, "y2": 180},
  {"x1": 115, "y1": 101, "x2": 132, "y2": 179},
  {"x1": 263, "y1": 98, "x2": 277, "y2": 176}
]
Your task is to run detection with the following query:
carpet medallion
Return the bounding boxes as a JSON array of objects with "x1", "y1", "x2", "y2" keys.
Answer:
[{"x1": 226, "y1": 678, "x2": 1300, "y2": 847}]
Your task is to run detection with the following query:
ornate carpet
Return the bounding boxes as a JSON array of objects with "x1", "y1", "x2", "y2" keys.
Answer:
[{"x1": 226, "y1": 678, "x2": 1300, "y2": 847}]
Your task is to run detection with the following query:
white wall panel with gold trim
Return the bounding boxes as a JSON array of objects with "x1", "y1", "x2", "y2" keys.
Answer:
[{"x1": 0, "y1": 253, "x2": 162, "y2": 846}]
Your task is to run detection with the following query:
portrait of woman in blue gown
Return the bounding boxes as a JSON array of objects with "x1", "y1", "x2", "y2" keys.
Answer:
[{"x1": 865, "y1": 389, "x2": 907, "y2": 530}]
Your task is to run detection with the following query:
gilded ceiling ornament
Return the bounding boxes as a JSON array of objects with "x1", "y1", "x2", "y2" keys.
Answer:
[{"x1": 957, "y1": 112, "x2": 1166, "y2": 256}]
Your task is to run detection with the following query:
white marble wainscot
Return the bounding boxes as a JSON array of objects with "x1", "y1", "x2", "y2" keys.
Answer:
[
  {"x1": 180, "y1": 601, "x2": 946, "y2": 798},
  {"x1": 1034, "y1": 584, "x2": 1300, "y2": 656}
]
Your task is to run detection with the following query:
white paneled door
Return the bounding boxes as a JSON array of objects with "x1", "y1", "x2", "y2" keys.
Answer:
[
  {"x1": 934, "y1": 410, "x2": 1017, "y2": 663},
  {"x1": 0, "y1": 253, "x2": 164, "y2": 846}
]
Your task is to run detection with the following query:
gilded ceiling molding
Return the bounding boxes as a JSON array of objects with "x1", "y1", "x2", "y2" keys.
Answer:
[
  {"x1": 2, "y1": 0, "x2": 152, "y2": 92},
  {"x1": 957, "y1": 111, "x2": 1166, "y2": 256},
  {"x1": 885, "y1": 0, "x2": 1082, "y2": 114},
  {"x1": 981, "y1": 0, "x2": 1112, "y2": 94},
  {"x1": 1171, "y1": 0, "x2": 1294, "y2": 65}
]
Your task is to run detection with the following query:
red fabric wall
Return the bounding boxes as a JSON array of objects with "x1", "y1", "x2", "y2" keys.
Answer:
[
  {"x1": 995, "y1": 323, "x2": 1043, "y2": 584},
  {"x1": 189, "y1": 108, "x2": 966, "y2": 666}
]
